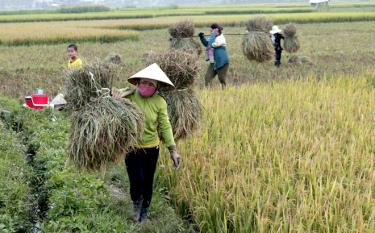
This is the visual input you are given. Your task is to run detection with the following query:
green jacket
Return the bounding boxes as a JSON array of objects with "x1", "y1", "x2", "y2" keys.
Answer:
[{"x1": 127, "y1": 91, "x2": 175, "y2": 148}]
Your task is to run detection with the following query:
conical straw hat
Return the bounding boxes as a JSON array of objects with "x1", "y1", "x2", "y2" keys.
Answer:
[
  {"x1": 270, "y1": 25, "x2": 282, "y2": 34},
  {"x1": 128, "y1": 63, "x2": 175, "y2": 87}
]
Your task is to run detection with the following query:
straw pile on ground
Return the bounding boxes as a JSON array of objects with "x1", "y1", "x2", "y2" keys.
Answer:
[
  {"x1": 283, "y1": 23, "x2": 300, "y2": 53},
  {"x1": 288, "y1": 55, "x2": 313, "y2": 65},
  {"x1": 169, "y1": 21, "x2": 202, "y2": 56},
  {"x1": 65, "y1": 62, "x2": 144, "y2": 170},
  {"x1": 146, "y1": 49, "x2": 202, "y2": 141},
  {"x1": 242, "y1": 17, "x2": 274, "y2": 63},
  {"x1": 105, "y1": 53, "x2": 122, "y2": 65}
]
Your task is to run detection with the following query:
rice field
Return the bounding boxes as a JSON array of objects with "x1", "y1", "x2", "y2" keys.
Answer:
[
  {"x1": 1, "y1": 20, "x2": 375, "y2": 98},
  {"x1": 0, "y1": 6, "x2": 314, "y2": 23},
  {"x1": 2, "y1": 10, "x2": 375, "y2": 46},
  {"x1": 158, "y1": 72, "x2": 375, "y2": 232},
  {"x1": 0, "y1": 22, "x2": 138, "y2": 46},
  {"x1": 48, "y1": 11, "x2": 375, "y2": 31},
  {"x1": 0, "y1": 3, "x2": 374, "y2": 233},
  {"x1": 1, "y1": 2, "x2": 375, "y2": 23}
]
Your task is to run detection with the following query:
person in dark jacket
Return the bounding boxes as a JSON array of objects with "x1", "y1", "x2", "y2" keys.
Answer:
[
  {"x1": 270, "y1": 25, "x2": 284, "y2": 67},
  {"x1": 199, "y1": 23, "x2": 229, "y2": 89}
]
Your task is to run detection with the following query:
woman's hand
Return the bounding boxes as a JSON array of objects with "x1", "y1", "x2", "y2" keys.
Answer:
[
  {"x1": 168, "y1": 145, "x2": 181, "y2": 169},
  {"x1": 111, "y1": 87, "x2": 123, "y2": 99},
  {"x1": 198, "y1": 32, "x2": 205, "y2": 38},
  {"x1": 111, "y1": 87, "x2": 135, "y2": 99}
]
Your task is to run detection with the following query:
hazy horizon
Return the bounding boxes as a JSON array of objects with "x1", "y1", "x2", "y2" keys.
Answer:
[{"x1": 1, "y1": 0, "x2": 372, "y2": 12}]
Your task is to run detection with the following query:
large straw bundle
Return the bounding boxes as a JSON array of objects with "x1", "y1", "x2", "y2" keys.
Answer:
[
  {"x1": 159, "y1": 89, "x2": 202, "y2": 141},
  {"x1": 65, "y1": 62, "x2": 116, "y2": 111},
  {"x1": 69, "y1": 97, "x2": 144, "y2": 170},
  {"x1": 169, "y1": 20, "x2": 195, "y2": 38},
  {"x1": 144, "y1": 48, "x2": 202, "y2": 141},
  {"x1": 283, "y1": 23, "x2": 300, "y2": 53},
  {"x1": 146, "y1": 49, "x2": 200, "y2": 89},
  {"x1": 65, "y1": 62, "x2": 144, "y2": 170},
  {"x1": 242, "y1": 17, "x2": 274, "y2": 63},
  {"x1": 169, "y1": 21, "x2": 202, "y2": 55}
]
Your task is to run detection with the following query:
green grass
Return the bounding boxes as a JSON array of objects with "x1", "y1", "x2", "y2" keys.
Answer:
[
  {"x1": 0, "y1": 99, "x2": 193, "y2": 232},
  {"x1": 0, "y1": 102, "x2": 31, "y2": 232}
]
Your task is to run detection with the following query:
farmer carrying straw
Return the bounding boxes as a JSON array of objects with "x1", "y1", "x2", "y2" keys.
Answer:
[
  {"x1": 112, "y1": 63, "x2": 181, "y2": 223},
  {"x1": 199, "y1": 23, "x2": 229, "y2": 89},
  {"x1": 270, "y1": 25, "x2": 284, "y2": 67}
]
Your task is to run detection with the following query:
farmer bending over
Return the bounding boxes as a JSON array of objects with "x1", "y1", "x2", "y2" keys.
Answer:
[
  {"x1": 270, "y1": 25, "x2": 284, "y2": 67},
  {"x1": 112, "y1": 63, "x2": 181, "y2": 223},
  {"x1": 199, "y1": 23, "x2": 229, "y2": 89}
]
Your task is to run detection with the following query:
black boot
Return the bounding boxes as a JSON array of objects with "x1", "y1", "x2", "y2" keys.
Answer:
[
  {"x1": 132, "y1": 200, "x2": 142, "y2": 222},
  {"x1": 139, "y1": 207, "x2": 148, "y2": 223},
  {"x1": 275, "y1": 60, "x2": 281, "y2": 67}
]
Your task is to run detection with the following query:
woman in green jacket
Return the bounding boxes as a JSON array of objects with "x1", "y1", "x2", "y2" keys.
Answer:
[{"x1": 113, "y1": 63, "x2": 181, "y2": 223}]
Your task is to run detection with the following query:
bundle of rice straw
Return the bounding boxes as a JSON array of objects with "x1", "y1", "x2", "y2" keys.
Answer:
[
  {"x1": 146, "y1": 49, "x2": 200, "y2": 89},
  {"x1": 168, "y1": 20, "x2": 195, "y2": 38},
  {"x1": 65, "y1": 62, "x2": 144, "y2": 170},
  {"x1": 159, "y1": 89, "x2": 202, "y2": 140},
  {"x1": 242, "y1": 17, "x2": 274, "y2": 63},
  {"x1": 288, "y1": 55, "x2": 313, "y2": 65},
  {"x1": 283, "y1": 23, "x2": 300, "y2": 53},
  {"x1": 169, "y1": 21, "x2": 202, "y2": 55},
  {"x1": 105, "y1": 53, "x2": 122, "y2": 65},
  {"x1": 145, "y1": 49, "x2": 202, "y2": 141},
  {"x1": 65, "y1": 62, "x2": 115, "y2": 112}
]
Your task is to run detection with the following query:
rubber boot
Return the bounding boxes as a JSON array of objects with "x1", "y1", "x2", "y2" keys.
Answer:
[
  {"x1": 132, "y1": 200, "x2": 142, "y2": 222},
  {"x1": 139, "y1": 207, "x2": 148, "y2": 223},
  {"x1": 275, "y1": 60, "x2": 281, "y2": 67}
]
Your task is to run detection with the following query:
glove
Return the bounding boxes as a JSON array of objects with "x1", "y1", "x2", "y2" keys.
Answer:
[
  {"x1": 111, "y1": 87, "x2": 135, "y2": 99},
  {"x1": 198, "y1": 32, "x2": 205, "y2": 38},
  {"x1": 168, "y1": 145, "x2": 181, "y2": 169}
]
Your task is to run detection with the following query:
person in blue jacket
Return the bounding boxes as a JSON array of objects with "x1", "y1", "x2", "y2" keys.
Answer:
[{"x1": 199, "y1": 23, "x2": 229, "y2": 89}]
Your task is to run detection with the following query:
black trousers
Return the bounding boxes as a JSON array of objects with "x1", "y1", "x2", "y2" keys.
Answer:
[
  {"x1": 275, "y1": 48, "x2": 282, "y2": 66},
  {"x1": 125, "y1": 147, "x2": 159, "y2": 208}
]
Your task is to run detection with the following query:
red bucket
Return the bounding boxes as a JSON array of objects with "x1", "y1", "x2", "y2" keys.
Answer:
[{"x1": 24, "y1": 94, "x2": 49, "y2": 110}]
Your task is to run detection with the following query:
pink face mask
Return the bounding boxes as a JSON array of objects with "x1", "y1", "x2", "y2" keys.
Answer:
[{"x1": 138, "y1": 83, "x2": 157, "y2": 97}]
